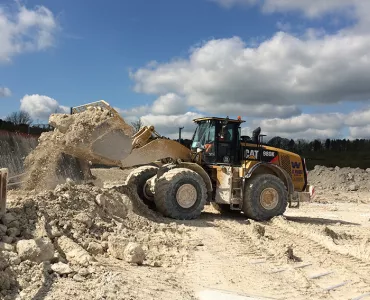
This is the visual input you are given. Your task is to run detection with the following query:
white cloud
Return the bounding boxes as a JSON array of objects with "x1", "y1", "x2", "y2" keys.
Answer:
[
  {"x1": 151, "y1": 93, "x2": 187, "y2": 115},
  {"x1": 20, "y1": 94, "x2": 69, "y2": 121},
  {"x1": 209, "y1": 0, "x2": 359, "y2": 19},
  {"x1": 0, "y1": 4, "x2": 58, "y2": 62},
  {"x1": 262, "y1": 0, "x2": 356, "y2": 18},
  {"x1": 125, "y1": 0, "x2": 370, "y2": 140},
  {"x1": 257, "y1": 113, "x2": 345, "y2": 134},
  {"x1": 348, "y1": 125, "x2": 370, "y2": 139},
  {"x1": 0, "y1": 87, "x2": 11, "y2": 97},
  {"x1": 130, "y1": 31, "x2": 370, "y2": 119},
  {"x1": 141, "y1": 112, "x2": 203, "y2": 139},
  {"x1": 248, "y1": 106, "x2": 370, "y2": 140}
]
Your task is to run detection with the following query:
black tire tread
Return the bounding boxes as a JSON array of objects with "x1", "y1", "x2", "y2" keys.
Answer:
[
  {"x1": 125, "y1": 165, "x2": 158, "y2": 185},
  {"x1": 242, "y1": 174, "x2": 288, "y2": 221},
  {"x1": 125, "y1": 165, "x2": 158, "y2": 207},
  {"x1": 154, "y1": 168, "x2": 207, "y2": 220}
]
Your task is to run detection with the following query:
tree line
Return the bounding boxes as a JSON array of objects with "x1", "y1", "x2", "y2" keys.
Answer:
[
  {"x1": 4, "y1": 112, "x2": 370, "y2": 169},
  {"x1": 266, "y1": 136, "x2": 370, "y2": 170},
  {"x1": 0, "y1": 111, "x2": 52, "y2": 135}
]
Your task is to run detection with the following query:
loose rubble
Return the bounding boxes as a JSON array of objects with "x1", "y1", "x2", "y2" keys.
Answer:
[
  {"x1": 308, "y1": 165, "x2": 370, "y2": 192},
  {"x1": 0, "y1": 178, "x2": 195, "y2": 299}
]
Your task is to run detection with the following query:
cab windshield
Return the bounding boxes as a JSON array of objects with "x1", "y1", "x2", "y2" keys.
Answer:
[{"x1": 191, "y1": 121, "x2": 215, "y2": 149}]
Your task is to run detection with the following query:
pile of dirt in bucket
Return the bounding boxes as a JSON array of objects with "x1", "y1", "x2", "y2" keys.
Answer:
[{"x1": 22, "y1": 106, "x2": 133, "y2": 192}]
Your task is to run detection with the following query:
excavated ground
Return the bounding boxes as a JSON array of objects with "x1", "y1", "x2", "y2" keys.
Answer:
[
  {"x1": 1, "y1": 166, "x2": 369, "y2": 300},
  {"x1": 4, "y1": 109, "x2": 370, "y2": 300}
]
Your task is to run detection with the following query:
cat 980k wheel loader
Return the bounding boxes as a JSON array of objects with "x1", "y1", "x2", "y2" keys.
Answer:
[{"x1": 58, "y1": 100, "x2": 315, "y2": 221}]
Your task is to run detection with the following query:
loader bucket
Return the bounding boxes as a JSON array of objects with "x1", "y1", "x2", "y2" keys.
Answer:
[
  {"x1": 120, "y1": 138, "x2": 192, "y2": 167},
  {"x1": 48, "y1": 105, "x2": 135, "y2": 166}
]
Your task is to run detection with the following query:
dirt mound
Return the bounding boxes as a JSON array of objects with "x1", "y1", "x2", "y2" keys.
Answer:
[
  {"x1": 0, "y1": 181, "x2": 194, "y2": 299},
  {"x1": 308, "y1": 165, "x2": 370, "y2": 191},
  {"x1": 22, "y1": 106, "x2": 133, "y2": 192}
]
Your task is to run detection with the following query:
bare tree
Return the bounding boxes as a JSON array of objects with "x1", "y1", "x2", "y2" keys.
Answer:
[
  {"x1": 131, "y1": 118, "x2": 143, "y2": 133},
  {"x1": 5, "y1": 111, "x2": 33, "y2": 125}
]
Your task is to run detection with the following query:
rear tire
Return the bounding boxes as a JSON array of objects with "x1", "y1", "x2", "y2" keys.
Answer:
[
  {"x1": 125, "y1": 165, "x2": 158, "y2": 209},
  {"x1": 154, "y1": 168, "x2": 207, "y2": 220},
  {"x1": 242, "y1": 174, "x2": 288, "y2": 221}
]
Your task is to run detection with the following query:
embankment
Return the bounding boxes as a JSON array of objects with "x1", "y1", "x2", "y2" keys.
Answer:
[{"x1": 0, "y1": 130, "x2": 38, "y2": 176}]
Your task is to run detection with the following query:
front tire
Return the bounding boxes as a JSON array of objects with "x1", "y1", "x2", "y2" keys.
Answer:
[
  {"x1": 242, "y1": 174, "x2": 288, "y2": 221},
  {"x1": 154, "y1": 168, "x2": 207, "y2": 220},
  {"x1": 125, "y1": 165, "x2": 158, "y2": 208}
]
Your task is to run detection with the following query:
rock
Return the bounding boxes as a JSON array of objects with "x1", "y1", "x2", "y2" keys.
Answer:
[
  {"x1": 366, "y1": 168, "x2": 370, "y2": 173},
  {"x1": 335, "y1": 166, "x2": 340, "y2": 171},
  {"x1": 8, "y1": 220, "x2": 19, "y2": 229},
  {"x1": 78, "y1": 268, "x2": 90, "y2": 277},
  {"x1": 0, "y1": 225, "x2": 7, "y2": 236},
  {"x1": 57, "y1": 236, "x2": 94, "y2": 266},
  {"x1": 66, "y1": 178, "x2": 76, "y2": 186},
  {"x1": 51, "y1": 262, "x2": 73, "y2": 275},
  {"x1": 101, "y1": 241, "x2": 108, "y2": 251},
  {"x1": 74, "y1": 213, "x2": 93, "y2": 228},
  {"x1": 123, "y1": 242, "x2": 145, "y2": 265},
  {"x1": 16, "y1": 238, "x2": 54, "y2": 263},
  {"x1": 101, "y1": 232, "x2": 109, "y2": 241},
  {"x1": 251, "y1": 224, "x2": 265, "y2": 238},
  {"x1": 0, "y1": 242, "x2": 14, "y2": 252},
  {"x1": 348, "y1": 184, "x2": 359, "y2": 191},
  {"x1": 7, "y1": 227, "x2": 20, "y2": 237},
  {"x1": 96, "y1": 193, "x2": 128, "y2": 219},
  {"x1": 108, "y1": 236, "x2": 129, "y2": 260},
  {"x1": 95, "y1": 194, "x2": 106, "y2": 207},
  {"x1": 153, "y1": 261, "x2": 162, "y2": 267},
  {"x1": 2, "y1": 236, "x2": 13, "y2": 244},
  {"x1": 73, "y1": 274, "x2": 85, "y2": 282},
  {"x1": 50, "y1": 226, "x2": 63, "y2": 238},
  {"x1": 87, "y1": 242, "x2": 103, "y2": 255},
  {"x1": 3, "y1": 251, "x2": 20, "y2": 265},
  {"x1": 1, "y1": 213, "x2": 17, "y2": 227}
]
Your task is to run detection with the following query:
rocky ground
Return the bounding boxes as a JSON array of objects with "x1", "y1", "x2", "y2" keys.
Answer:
[{"x1": 1, "y1": 166, "x2": 370, "y2": 300}]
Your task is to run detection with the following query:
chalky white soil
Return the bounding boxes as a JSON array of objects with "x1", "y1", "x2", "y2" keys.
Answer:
[{"x1": 2, "y1": 166, "x2": 369, "y2": 300}]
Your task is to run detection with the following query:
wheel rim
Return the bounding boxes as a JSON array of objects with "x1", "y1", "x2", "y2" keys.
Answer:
[
  {"x1": 142, "y1": 182, "x2": 154, "y2": 201},
  {"x1": 259, "y1": 188, "x2": 279, "y2": 210},
  {"x1": 176, "y1": 184, "x2": 197, "y2": 208}
]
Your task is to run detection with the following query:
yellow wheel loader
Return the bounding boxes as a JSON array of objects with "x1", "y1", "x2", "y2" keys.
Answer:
[{"x1": 64, "y1": 101, "x2": 314, "y2": 221}]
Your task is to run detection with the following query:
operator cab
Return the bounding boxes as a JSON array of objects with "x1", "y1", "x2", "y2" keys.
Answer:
[{"x1": 191, "y1": 117, "x2": 245, "y2": 165}]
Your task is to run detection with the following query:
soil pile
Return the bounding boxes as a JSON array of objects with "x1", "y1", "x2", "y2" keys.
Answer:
[
  {"x1": 22, "y1": 106, "x2": 133, "y2": 192},
  {"x1": 308, "y1": 165, "x2": 370, "y2": 191},
  {"x1": 0, "y1": 181, "x2": 194, "y2": 299}
]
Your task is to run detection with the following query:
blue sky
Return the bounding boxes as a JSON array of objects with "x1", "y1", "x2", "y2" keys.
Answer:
[{"x1": 1, "y1": 0, "x2": 370, "y2": 139}]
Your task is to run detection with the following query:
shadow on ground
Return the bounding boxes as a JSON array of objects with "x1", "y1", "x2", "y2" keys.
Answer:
[{"x1": 285, "y1": 215, "x2": 360, "y2": 226}]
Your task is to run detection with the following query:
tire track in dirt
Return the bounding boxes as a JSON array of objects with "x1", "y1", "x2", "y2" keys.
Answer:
[
  {"x1": 183, "y1": 213, "x2": 327, "y2": 300},
  {"x1": 213, "y1": 218, "x2": 332, "y2": 300},
  {"x1": 267, "y1": 217, "x2": 370, "y2": 299}
]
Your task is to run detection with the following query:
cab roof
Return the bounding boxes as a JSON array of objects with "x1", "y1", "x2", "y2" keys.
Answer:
[{"x1": 193, "y1": 117, "x2": 246, "y2": 123}]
